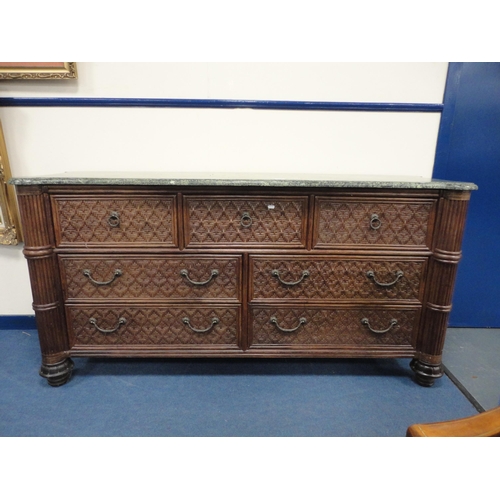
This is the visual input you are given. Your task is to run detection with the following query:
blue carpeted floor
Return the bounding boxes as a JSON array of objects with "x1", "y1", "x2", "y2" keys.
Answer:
[{"x1": 0, "y1": 329, "x2": 478, "y2": 436}]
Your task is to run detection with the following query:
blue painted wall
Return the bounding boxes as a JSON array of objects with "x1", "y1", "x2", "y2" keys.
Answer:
[{"x1": 434, "y1": 63, "x2": 500, "y2": 327}]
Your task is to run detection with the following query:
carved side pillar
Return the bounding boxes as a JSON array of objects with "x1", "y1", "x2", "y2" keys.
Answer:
[
  {"x1": 411, "y1": 190, "x2": 471, "y2": 386},
  {"x1": 17, "y1": 185, "x2": 73, "y2": 386}
]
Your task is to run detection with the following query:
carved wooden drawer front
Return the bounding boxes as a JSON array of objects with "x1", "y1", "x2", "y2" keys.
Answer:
[
  {"x1": 184, "y1": 196, "x2": 308, "y2": 248},
  {"x1": 67, "y1": 306, "x2": 241, "y2": 347},
  {"x1": 249, "y1": 306, "x2": 419, "y2": 348},
  {"x1": 14, "y1": 177, "x2": 475, "y2": 387},
  {"x1": 52, "y1": 195, "x2": 177, "y2": 247},
  {"x1": 314, "y1": 196, "x2": 436, "y2": 249},
  {"x1": 249, "y1": 256, "x2": 426, "y2": 302},
  {"x1": 60, "y1": 255, "x2": 242, "y2": 302}
]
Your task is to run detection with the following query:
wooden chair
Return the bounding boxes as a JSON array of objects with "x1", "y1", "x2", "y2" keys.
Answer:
[{"x1": 406, "y1": 406, "x2": 500, "y2": 436}]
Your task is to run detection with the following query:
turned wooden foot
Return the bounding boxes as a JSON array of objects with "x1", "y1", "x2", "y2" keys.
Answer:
[
  {"x1": 39, "y1": 358, "x2": 74, "y2": 387},
  {"x1": 410, "y1": 358, "x2": 443, "y2": 387}
]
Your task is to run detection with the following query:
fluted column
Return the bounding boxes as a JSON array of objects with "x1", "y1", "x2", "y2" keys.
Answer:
[
  {"x1": 411, "y1": 190, "x2": 471, "y2": 386},
  {"x1": 17, "y1": 185, "x2": 73, "y2": 386}
]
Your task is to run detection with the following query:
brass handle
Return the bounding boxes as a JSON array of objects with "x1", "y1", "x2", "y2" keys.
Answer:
[
  {"x1": 89, "y1": 317, "x2": 126, "y2": 334},
  {"x1": 108, "y1": 211, "x2": 120, "y2": 228},
  {"x1": 366, "y1": 270, "x2": 404, "y2": 287},
  {"x1": 270, "y1": 316, "x2": 307, "y2": 333},
  {"x1": 180, "y1": 269, "x2": 219, "y2": 286},
  {"x1": 361, "y1": 318, "x2": 397, "y2": 334},
  {"x1": 240, "y1": 212, "x2": 253, "y2": 228},
  {"x1": 271, "y1": 269, "x2": 310, "y2": 286},
  {"x1": 83, "y1": 269, "x2": 123, "y2": 286},
  {"x1": 370, "y1": 213, "x2": 381, "y2": 230},
  {"x1": 182, "y1": 316, "x2": 219, "y2": 334}
]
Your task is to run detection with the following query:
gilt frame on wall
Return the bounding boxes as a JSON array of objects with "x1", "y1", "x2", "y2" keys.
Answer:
[
  {"x1": 0, "y1": 121, "x2": 22, "y2": 244},
  {"x1": 0, "y1": 62, "x2": 77, "y2": 80}
]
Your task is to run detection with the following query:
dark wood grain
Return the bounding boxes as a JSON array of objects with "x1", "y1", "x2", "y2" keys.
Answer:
[
  {"x1": 17, "y1": 185, "x2": 73, "y2": 386},
  {"x1": 15, "y1": 184, "x2": 472, "y2": 386},
  {"x1": 412, "y1": 190, "x2": 472, "y2": 386}
]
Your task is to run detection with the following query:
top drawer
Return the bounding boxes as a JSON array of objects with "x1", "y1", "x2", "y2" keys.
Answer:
[
  {"x1": 313, "y1": 196, "x2": 437, "y2": 250},
  {"x1": 52, "y1": 195, "x2": 177, "y2": 247},
  {"x1": 184, "y1": 195, "x2": 308, "y2": 248}
]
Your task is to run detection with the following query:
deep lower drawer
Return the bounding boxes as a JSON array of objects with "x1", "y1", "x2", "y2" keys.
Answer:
[
  {"x1": 313, "y1": 196, "x2": 436, "y2": 249},
  {"x1": 250, "y1": 255, "x2": 426, "y2": 302},
  {"x1": 67, "y1": 305, "x2": 241, "y2": 347},
  {"x1": 249, "y1": 306, "x2": 419, "y2": 347},
  {"x1": 52, "y1": 194, "x2": 177, "y2": 247},
  {"x1": 60, "y1": 255, "x2": 242, "y2": 301},
  {"x1": 184, "y1": 195, "x2": 308, "y2": 248}
]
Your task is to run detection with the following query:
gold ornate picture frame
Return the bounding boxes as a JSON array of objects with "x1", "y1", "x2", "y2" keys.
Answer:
[
  {"x1": 0, "y1": 62, "x2": 77, "y2": 80},
  {"x1": 0, "y1": 121, "x2": 22, "y2": 244}
]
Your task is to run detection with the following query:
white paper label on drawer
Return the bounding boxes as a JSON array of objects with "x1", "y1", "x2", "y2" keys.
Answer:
[{"x1": 267, "y1": 204, "x2": 275, "y2": 209}]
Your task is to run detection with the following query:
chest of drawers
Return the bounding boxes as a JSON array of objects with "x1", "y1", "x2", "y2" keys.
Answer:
[{"x1": 12, "y1": 174, "x2": 477, "y2": 387}]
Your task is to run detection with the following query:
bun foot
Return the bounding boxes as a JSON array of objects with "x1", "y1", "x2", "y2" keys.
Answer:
[
  {"x1": 39, "y1": 358, "x2": 74, "y2": 387},
  {"x1": 410, "y1": 358, "x2": 443, "y2": 387}
]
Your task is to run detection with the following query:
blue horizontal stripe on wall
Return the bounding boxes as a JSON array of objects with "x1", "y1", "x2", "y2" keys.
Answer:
[
  {"x1": 0, "y1": 97, "x2": 444, "y2": 112},
  {"x1": 0, "y1": 316, "x2": 37, "y2": 330}
]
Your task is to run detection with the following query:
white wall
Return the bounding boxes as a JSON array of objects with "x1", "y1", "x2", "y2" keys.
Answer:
[
  {"x1": 0, "y1": 62, "x2": 447, "y2": 102},
  {"x1": 0, "y1": 62, "x2": 448, "y2": 315}
]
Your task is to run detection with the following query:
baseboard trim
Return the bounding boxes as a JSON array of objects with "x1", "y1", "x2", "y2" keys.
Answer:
[
  {"x1": 0, "y1": 315, "x2": 37, "y2": 330},
  {"x1": 443, "y1": 364, "x2": 485, "y2": 413}
]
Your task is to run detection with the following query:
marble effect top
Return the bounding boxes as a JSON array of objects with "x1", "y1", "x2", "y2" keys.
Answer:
[{"x1": 9, "y1": 172, "x2": 478, "y2": 190}]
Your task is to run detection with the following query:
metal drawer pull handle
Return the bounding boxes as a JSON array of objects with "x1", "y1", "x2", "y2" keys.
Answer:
[
  {"x1": 361, "y1": 318, "x2": 397, "y2": 334},
  {"x1": 108, "y1": 211, "x2": 120, "y2": 228},
  {"x1": 271, "y1": 269, "x2": 310, "y2": 286},
  {"x1": 240, "y1": 212, "x2": 253, "y2": 228},
  {"x1": 270, "y1": 316, "x2": 307, "y2": 333},
  {"x1": 370, "y1": 213, "x2": 381, "y2": 230},
  {"x1": 182, "y1": 317, "x2": 219, "y2": 334},
  {"x1": 89, "y1": 317, "x2": 126, "y2": 334},
  {"x1": 366, "y1": 270, "x2": 404, "y2": 287},
  {"x1": 180, "y1": 269, "x2": 219, "y2": 286},
  {"x1": 83, "y1": 269, "x2": 123, "y2": 286}
]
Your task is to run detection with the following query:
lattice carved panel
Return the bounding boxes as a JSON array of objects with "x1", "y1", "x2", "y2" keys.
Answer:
[
  {"x1": 53, "y1": 196, "x2": 176, "y2": 245},
  {"x1": 251, "y1": 307, "x2": 417, "y2": 346},
  {"x1": 316, "y1": 199, "x2": 434, "y2": 247},
  {"x1": 185, "y1": 197, "x2": 307, "y2": 246},
  {"x1": 68, "y1": 307, "x2": 240, "y2": 346},
  {"x1": 61, "y1": 256, "x2": 240, "y2": 300},
  {"x1": 251, "y1": 259, "x2": 425, "y2": 301}
]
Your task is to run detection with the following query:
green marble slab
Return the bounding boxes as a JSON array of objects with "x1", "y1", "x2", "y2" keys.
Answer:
[{"x1": 9, "y1": 171, "x2": 478, "y2": 190}]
